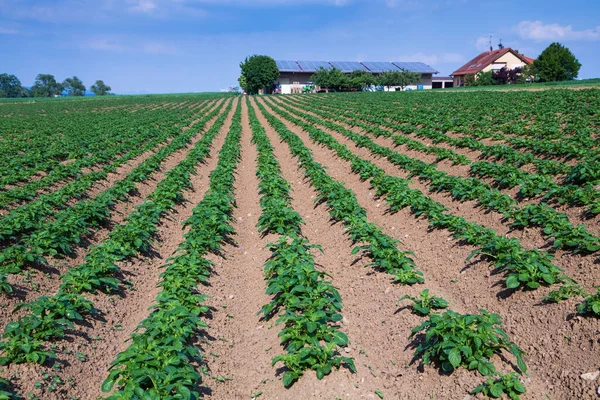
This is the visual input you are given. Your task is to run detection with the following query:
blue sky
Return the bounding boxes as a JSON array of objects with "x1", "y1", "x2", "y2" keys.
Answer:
[{"x1": 1, "y1": 0, "x2": 599, "y2": 94}]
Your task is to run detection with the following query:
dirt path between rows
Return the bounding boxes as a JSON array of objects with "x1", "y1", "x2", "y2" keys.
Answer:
[
  {"x1": 258, "y1": 96, "x2": 599, "y2": 399},
  {"x1": 2, "y1": 98, "x2": 237, "y2": 400},
  {"x1": 0, "y1": 100, "x2": 208, "y2": 210},
  {"x1": 254, "y1": 96, "x2": 520, "y2": 399},
  {"x1": 199, "y1": 98, "x2": 280, "y2": 399},
  {"x1": 269, "y1": 97, "x2": 599, "y2": 290},
  {"x1": 280, "y1": 96, "x2": 600, "y2": 237},
  {"x1": 1, "y1": 99, "x2": 224, "y2": 315}
]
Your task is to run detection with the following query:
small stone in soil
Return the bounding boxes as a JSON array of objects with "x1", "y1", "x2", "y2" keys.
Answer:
[{"x1": 581, "y1": 371, "x2": 600, "y2": 381}]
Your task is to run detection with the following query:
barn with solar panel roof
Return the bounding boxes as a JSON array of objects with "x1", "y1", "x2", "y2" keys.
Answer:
[{"x1": 274, "y1": 60, "x2": 438, "y2": 94}]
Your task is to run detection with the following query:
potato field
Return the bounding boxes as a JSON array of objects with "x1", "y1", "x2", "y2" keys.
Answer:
[{"x1": 0, "y1": 89, "x2": 599, "y2": 400}]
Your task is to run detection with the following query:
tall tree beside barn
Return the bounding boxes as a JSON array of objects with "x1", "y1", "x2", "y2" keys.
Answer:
[
  {"x1": 378, "y1": 69, "x2": 421, "y2": 90},
  {"x1": 311, "y1": 67, "x2": 348, "y2": 92},
  {"x1": 532, "y1": 43, "x2": 581, "y2": 82},
  {"x1": 239, "y1": 55, "x2": 279, "y2": 94},
  {"x1": 348, "y1": 70, "x2": 376, "y2": 89}
]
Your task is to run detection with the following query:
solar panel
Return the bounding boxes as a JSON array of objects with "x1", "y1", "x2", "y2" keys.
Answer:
[
  {"x1": 275, "y1": 60, "x2": 301, "y2": 72},
  {"x1": 276, "y1": 60, "x2": 437, "y2": 74},
  {"x1": 362, "y1": 62, "x2": 399, "y2": 72},
  {"x1": 392, "y1": 62, "x2": 437, "y2": 73},
  {"x1": 297, "y1": 61, "x2": 331, "y2": 72},
  {"x1": 329, "y1": 61, "x2": 365, "y2": 72}
]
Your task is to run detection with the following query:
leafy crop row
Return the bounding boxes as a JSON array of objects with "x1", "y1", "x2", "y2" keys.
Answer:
[
  {"x1": 411, "y1": 308, "x2": 528, "y2": 399},
  {"x1": 248, "y1": 98, "x2": 354, "y2": 387},
  {"x1": 263, "y1": 97, "x2": 571, "y2": 293},
  {"x1": 256, "y1": 99, "x2": 422, "y2": 285},
  {"x1": 102, "y1": 99, "x2": 242, "y2": 399},
  {"x1": 0, "y1": 99, "x2": 217, "y2": 244},
  {"x1": 400, "y1": 289, "x2": 528, "y2": 398},
  {"x1": 0, "y1": 99, "x2": 209, "y2": 190},
  {"x1": 0, "y1": 99, "x2": 206, "y2": 208},
  {"x1": 298, "y1": 90, "x2": 599, "y2": 166},
  {"x1": 0, "y1": 99, "x2": 234, "y2": 368},
  {"x1": 0, "y1": 100, "x2": 224, "y2": 288},
  {"x1": 289, "y1": 94, "x2": 600, "y2": 214},
  {"x1": 275, "y1": 97, "x2": 600, "y2": 255}
]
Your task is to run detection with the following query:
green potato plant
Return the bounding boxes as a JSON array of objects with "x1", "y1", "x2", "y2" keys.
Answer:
[{"x1": 399, "y1": 289, "x2": 449, "y2": 316}]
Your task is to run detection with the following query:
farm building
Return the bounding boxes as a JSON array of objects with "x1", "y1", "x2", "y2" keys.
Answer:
[
  {"x1": 275, "y1": 60, "x2": 438, "y2": 94},
  {"x1": 432, "y1": 76, "x2": 453, "y2": 89},
  {"x1": 451, "y1": 48, "x2": 534, "y2": 87}
]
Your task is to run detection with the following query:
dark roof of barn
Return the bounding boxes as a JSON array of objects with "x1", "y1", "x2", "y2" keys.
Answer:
[{"x1": 275, "y1": 60, "x2": 438, "y2": 74}]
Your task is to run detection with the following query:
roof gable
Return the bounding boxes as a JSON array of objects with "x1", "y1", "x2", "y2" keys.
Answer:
[{"x1": 451, "y1": 48, "x2": 534, "y2": 76}]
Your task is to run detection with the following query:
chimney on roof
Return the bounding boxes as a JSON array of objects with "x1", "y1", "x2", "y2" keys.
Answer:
[
  {"x1": 498, "y1": 39, "x2": 504, "y2": 50},
  {"x1": 489, "y1": 35, "x2": 493, "y2": 53}
]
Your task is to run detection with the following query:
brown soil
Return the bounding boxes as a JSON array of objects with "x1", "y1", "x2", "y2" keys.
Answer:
[
  {"x1": 277, "y1": 96, "x2": 600, "y2": 245},
  {"x1": 0, "y1": 101, "x2": 214, "y2": 212},
  {"x1": 2, "y1": 94, "x2": 599, "y2": 400},
  {"x1": 0, "y1": 99, "x2": 236, "y2": 400},
  {"x1": 1, "y1": 100, "x2": 225, "y2": 316},
  {"x1": 256, "y1": 96, "x2": 600, "y2": 400}
]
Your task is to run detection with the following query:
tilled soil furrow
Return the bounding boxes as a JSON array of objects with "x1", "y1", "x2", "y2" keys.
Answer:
[
  {"x1": 279, "y1": 96, "x2": 600, "y2": 241},
  {"x1": 255, "y1": 96, "x2": 524, "y2": 399},
  {"x1": 258, "y1": 96, "x2": 595, "y2": 400},
  {"x1": 267, "y1": 97, "x2": 598, "y2": 289},
  {"x1": 200, "y1": 97, "x2": 279, "y2": 400},
  {"x1": 2, "y1": 98, "x2": 238, "y2": 400},
  {"x1": 0, "y1": 99, "x2": 227, "y2": 316},
  {"x1": 283, "y1": 97, "x2": 600, "y2": 235}
]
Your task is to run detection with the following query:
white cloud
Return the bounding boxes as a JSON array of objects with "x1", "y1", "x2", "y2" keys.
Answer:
[
  {"x1": 84, "y1": 37, "x2": 129, "y2": 52},
  {"x1": 395, "y1": 52, "x2": 465, "y2": 67},
  {"x1": 82, "y1": 36, "x2": 178, "y2": 54},
  {"x1": 474, "y1": 35, "x2": 492, "y2": 51},
  {"x1": 515, "y1": 21, "x2": 600, "y2": 41},
  {"x1": 128, "y1": 0, "x2": 158, "y2": 13},
  {"x1": 0, "y1": 27, "x2": 19, "y2": 34},
  {"x1": 142, "y1": 42, "x2": 177, "y2": 54}
]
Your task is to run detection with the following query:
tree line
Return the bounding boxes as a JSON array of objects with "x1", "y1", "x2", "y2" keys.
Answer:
[
  {"x1": 310, "y1": 67, "x2": 422, "y2": 91},
  {"x1": 0, "y1": 73, "x2": 112, "y2": 98}
]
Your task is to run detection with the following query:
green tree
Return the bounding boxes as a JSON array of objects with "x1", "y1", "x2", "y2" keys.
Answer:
[
  {"x1": 532, "y1": 42, "x2": 581, "y2": 82},
  {"x1": 311, "y1": 67, "x2": 348, "y2": 92},
  {"x1": 238, "y1": 74, "x2": 248, "y2": 93},
  {"x1": 474, "y1": 70, "x2": 495, "y2": 86},
  {"x1": 378, "y1": 69, "x2": 421, "y2": 90},
  {"x1": 397, "y1": 69, "x2": 422, "y2": 90},
  {"x1": 348, "y1": 70, "x2": 375, "y2": 89},
  {"x1": 31, "y1": 74, "x2": 63, "y2": 97},
  {"x1": 520, "y1": 64, "x2": 535, "y2": 83},
  {"x1": 0, "y1": 74, "x2": 28, "y2": 98},
  {"x1": 239, "y1": 55, "x2": 279, "y2": 94},
  {"x1": 62, "y1": 76, "x2": 86, "y2": 96},
  {"x1": 464, "y1": 74, "x2": 476, "y2": 87},
  {"x1": 91, "y1": 80, "x2": 112, "y2": 96}
]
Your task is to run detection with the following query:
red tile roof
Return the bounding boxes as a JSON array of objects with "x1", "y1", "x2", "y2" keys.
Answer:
[
  {"x1": 452, "y1": 48, "x2": 534, "y2": 76},
  {"x1": 521, "y1": 55, "x2": 535, "y2": 64}
]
